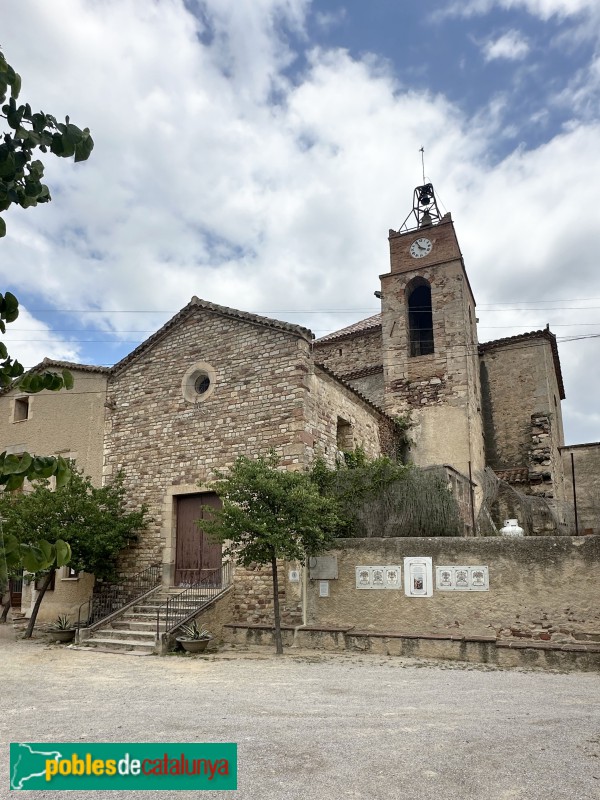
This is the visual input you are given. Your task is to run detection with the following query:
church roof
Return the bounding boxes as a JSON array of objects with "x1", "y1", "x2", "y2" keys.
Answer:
[
  {"x1": 113, "y1": 296, "x2": 314, "y2": 374},
  {"x1": 479, "y1": 329, "x2": 565, "y2": 400},
  {"x1": 315, "y1": 313, "x2": 382, "y2": 343}
]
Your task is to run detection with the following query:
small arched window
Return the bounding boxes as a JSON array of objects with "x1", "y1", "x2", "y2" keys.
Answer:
[{"x1": 407, "y1": 280, "x2": 434, "y2": 357}]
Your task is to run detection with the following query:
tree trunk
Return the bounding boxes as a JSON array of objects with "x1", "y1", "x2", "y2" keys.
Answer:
[
  {"x1": 0, "y1": 596, "x2": 10, "y2": 623},
  {"x1": 24, "y1": 569, "x2": 55, "y2": 639},
  {"x1": 270, "y1": 550, "x2": 283, "y2": 655}
]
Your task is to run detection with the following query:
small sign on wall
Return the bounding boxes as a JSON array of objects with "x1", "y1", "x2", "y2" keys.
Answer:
[
  {"x1": 404, "y1": 557, "x2": 433, "y2": 597},
  {"x1": 355, "y1": 566, "x2": 402, "y2": 590},
  {"x1": 436, "y1": 566, "x2": 489, "y2": 591},
  {"x1": 319, "y1": 580, "x2": 330, "y2": 597},
  {"x1": 288, "y1": 570, "x2": 300, "y2": 583}
]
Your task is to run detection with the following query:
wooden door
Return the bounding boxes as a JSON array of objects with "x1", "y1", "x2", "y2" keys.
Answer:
[
  {"x1": 9, "y1": 577, "x2": 22, "y2": 609},
  {"x1": 174, "y1": 493, "x2": 222, "y2": 587}
]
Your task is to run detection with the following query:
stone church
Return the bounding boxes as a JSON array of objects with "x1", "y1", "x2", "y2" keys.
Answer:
[{"x1": 1, "y1": 183, "x2": 596, "y2": 622}]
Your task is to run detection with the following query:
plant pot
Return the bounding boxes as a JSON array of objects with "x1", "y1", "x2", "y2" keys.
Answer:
[
  {"x1": 48, "y1": 629, "x2": 76, "y2": 643},
  {"x1": 176, "y1": 636, "x2": 211, "y2": 654}
]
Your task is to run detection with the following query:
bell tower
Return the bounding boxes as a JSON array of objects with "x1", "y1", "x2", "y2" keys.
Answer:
[{"x1": 380, "y1": 184, "x2": 485, "y2": 493}]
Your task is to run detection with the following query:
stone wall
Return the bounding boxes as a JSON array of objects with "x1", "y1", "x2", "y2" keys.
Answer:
[
  {"x1": 561, "y1": 443, "x2": 600, "y2": 534},
  {"x1": 103, "y1": 300, "x2": 401, "y2": 584},
  {"x1": 345, "y1": 368, "x2": 385, "y2": 408},
  {"x1": 232, "y1": 562, "x2": 302, "y2": 626},
  {"x1": 380, "y1": 216, "x2": 485, "y2": 495},
  {"x1": 104, "y1": 305, "x2": 314, "y2": 575},
  {"x1": 313, "y1": 327, "x2": 382, "y2": 383},
  {"x1": 305, "y1": 537, "x2": 600, "y2": 643},
  {"x1": 479, "y1": 333, "x2": 567, "y2": 514},
  {"x1": 304, "y1": 367, "x2": 392, "y2": 467}
]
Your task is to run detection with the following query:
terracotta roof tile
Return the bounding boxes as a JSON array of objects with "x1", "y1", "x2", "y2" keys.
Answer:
[
  {"x1": 495, "y1": 467, "x2": 530, "y2": 484},
  {"x1": 315, "y1": 314, "x2": 382, "y2": 343}
]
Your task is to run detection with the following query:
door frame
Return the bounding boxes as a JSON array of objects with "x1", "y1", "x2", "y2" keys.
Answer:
[{"x1": 161, "y1": 484, "x2": 222, "y2": 587}]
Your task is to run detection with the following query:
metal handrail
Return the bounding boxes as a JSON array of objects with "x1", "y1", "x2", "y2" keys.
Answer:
[
  {"x1": 77, "y1": 563, "x2": 162, "y2": 629},
  {"x1": 156, "y1": 560, "x2": 232, "y2": 637}
]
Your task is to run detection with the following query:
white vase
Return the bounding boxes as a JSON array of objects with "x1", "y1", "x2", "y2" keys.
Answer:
[{"x1": 500, "y1": 518, "x2": 524, "y2": 537}]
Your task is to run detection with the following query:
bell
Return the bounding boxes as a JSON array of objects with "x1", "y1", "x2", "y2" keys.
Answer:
[{"x1": 420, "y1": 210, "x2": 432, "y2": 227}]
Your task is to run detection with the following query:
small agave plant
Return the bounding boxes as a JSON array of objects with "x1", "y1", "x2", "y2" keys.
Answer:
[
  {"x1": 50, "y1": 614, "x2": 73, "y2": 630},
  {"x1": 179, "y1": 620, "x2": 211, "y2": 640}
]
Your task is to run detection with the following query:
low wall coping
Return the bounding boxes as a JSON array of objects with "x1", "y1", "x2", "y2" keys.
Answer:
[
  {"x1": 224, "y1": 622, "x2": 355, "y2": 633},
  {"x1": 496, "y1": 639, "x2": 600, "y2": 653},
  {"x1": 226, "y1": 623, "x2": 600, "y2": 655},
  {"x1": 348, "y1": 630, "x2": 497, "y2": 643}
]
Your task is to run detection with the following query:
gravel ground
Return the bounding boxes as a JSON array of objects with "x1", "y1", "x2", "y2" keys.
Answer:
[{"x1": 1, "y1": 624, "x2": 599, "y2": 800}]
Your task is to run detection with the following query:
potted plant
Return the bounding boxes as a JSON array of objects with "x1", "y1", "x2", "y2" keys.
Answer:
[
  {"x1": 175, "y1": 621, "x2": 212, "y2": 654},
  {"x1": 48, "y1": 614, "x2": 76, "y2": 643}
]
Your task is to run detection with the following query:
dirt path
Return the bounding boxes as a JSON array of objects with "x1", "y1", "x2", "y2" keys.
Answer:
[{"x1": 1, "y1": 624, "x2": 599, "y2": 799}]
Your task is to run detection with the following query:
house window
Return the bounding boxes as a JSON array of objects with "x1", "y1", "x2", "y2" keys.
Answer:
[
  {"x1": 14, "y1": 396, "x2": 29, "y2": 422},
  {"x1": 336, "y1": 417, "x2": 353, "y2": 451},
  {"x1": 407, "y1": 280, "x2": 434, "y2": 357},
  {"x1": 61, "y1": 566, "x2": 78, "y2": 580}
]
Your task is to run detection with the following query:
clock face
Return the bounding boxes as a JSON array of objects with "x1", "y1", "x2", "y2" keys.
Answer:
[{"x1": 409, "y1": 237, "x2": 433, "y2": 259}]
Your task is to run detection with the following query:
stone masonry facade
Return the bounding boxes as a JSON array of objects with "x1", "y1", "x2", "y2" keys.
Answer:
[
  {"x1": 102, "y1": 299, "x2": 398, "y2": 578},
  {"x1": 479, "y1": 331, "x2": 567, "y2": 520}
]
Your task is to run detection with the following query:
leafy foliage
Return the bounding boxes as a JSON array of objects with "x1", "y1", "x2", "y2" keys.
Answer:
[
  {"x1": 0, "y1": 48, "x2": 94, "y2": 237},
  {"x1": 205, "y1": 453, "x2": 340, "y2": 654},
  {"x1": 206, "y1": 454, "x2": 340, "y2": 567},
  {"x1": 0, "y1": 470, "x2": 148, "y2": 584},
  {"x1": 0, "y1": 47, "x2": 93, "y2": 490},
  {"x1": 310, "y1": 454, "x2": 464, "y2": 538}
]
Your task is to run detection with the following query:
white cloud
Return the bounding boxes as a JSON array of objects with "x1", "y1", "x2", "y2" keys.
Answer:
[
  {"x1": 482, "y1": 30, "x2": 530, "y2": 60},
  {"x1": 1, "y1": 0, "x2": 600, "y2": 444},
  {"x1": 3, "y1": 307, "x2": 81, "y2": 370},
  {"x1": 314, "y1": 7, "x2": 347, "y2": 31},
  {"x1": 441, "y1": 0, "x2": 595, "y2": 20}
]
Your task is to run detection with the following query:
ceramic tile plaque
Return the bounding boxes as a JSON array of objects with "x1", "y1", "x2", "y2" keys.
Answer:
[
  {"x1": 404, "y1": 557, "x2": 433, "y2": 597},
  {"x1": 435, "y1": 565, "x2": 489, "y2": 591},
  {"x1": 355, "y1": 566, "x2": 402, "y2": 590}
]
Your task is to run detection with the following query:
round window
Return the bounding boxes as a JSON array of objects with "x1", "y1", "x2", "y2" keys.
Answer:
[
  {"x1": 194, "y1": 374, "x2": 210, "y2": 395},
  {"x1": 182, "y1": 362, "x2": 217, "y2": 404}
]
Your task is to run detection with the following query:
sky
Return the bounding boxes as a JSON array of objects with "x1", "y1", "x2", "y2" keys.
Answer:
[{"x1": 2, "y1": 0, "x2": 600, "y2": 445}]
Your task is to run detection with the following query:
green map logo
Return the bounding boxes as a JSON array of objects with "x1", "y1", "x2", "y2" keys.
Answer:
[{"x1": 10, "y1": 742, "x2": 237, "y2": 791}]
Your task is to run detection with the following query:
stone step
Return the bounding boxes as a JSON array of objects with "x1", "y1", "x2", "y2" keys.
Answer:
[
  {"x1": 98, "y1": 628, "x2": 156, "y2": 642},
  {"x1": 111, "y1": 620, "x2": 157, "y2": 632},
  {"x1": 84, "y1": 636, "x2": 156, "y2": 654}
]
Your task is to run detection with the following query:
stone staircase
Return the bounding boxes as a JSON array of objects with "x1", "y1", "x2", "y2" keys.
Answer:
[{"x1": 79, "y1": 588, "x2": 209, "y2": 655}]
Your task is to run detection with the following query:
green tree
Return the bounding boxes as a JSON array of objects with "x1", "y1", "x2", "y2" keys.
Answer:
[
  {"x1": 0, "y1": 47, "x2": 94, "y2": 608},
  {"x1": 0, "y1": 49, "x2": 94, "y2": 237},
  {"x1": 0, "y1": 471, "x2": 148, "y2": 637},
  {"x1": 0, "y1": 47, "x2": 94, "y2": 490},
  {"x1": 205, "y1": 454, "x2": 340, "y2": 655}
]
